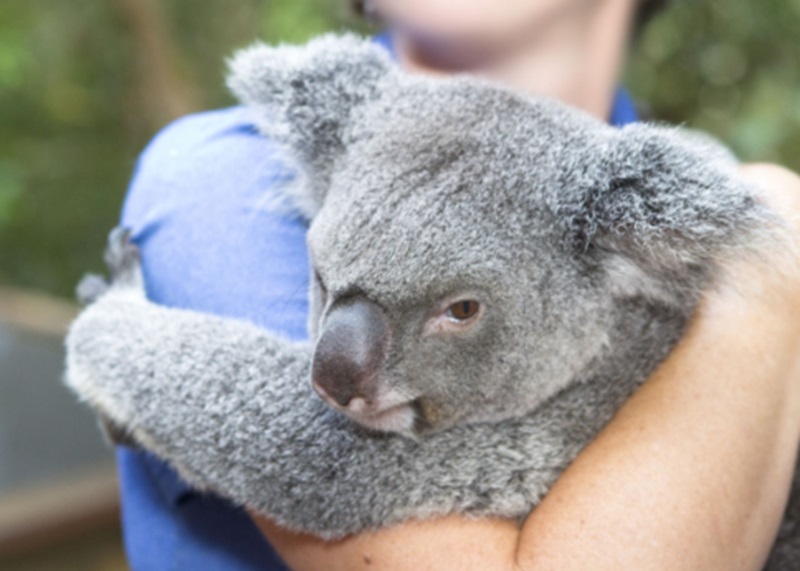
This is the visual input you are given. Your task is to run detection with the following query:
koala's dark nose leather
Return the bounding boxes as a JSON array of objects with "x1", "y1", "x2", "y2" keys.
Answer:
[{"x1": 312, "y1": 298, "x2": 388, "y2": 408}]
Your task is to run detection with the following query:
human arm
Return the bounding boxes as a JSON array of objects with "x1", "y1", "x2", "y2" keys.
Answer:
[{"x1": 248, "y1": 164, "x2": 800, "y2": 571}]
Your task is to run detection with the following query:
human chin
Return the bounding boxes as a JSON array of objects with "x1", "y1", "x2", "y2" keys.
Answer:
[
  {"x1": 377, "y1": 0, "x2": 504, "y2": 43},
  {"x1": 375, "y1": 0, "x2": 565, "y2": 45}
]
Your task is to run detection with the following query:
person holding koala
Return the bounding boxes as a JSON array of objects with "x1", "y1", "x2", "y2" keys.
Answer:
[{"x1": 79, "y1": 1, "x2": 800, "y2": 570}]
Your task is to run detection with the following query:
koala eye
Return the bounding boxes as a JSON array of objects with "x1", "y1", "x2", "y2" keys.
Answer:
[
  {"x1": 423, "y1": 296, "x2": 484, "y2": 336},
  {"x1": 446, "y1": 300, "x2": 480, "y2": 321}
]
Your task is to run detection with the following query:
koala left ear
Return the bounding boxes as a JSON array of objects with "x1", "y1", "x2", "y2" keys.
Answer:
[
  {"x1": 559, "y1": 123, "x2": 777, "y2": 300},
  {"x1": 227, "y1": 33, "x2": 396, "y2": 218}
]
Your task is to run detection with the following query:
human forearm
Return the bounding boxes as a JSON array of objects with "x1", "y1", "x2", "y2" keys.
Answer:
[
  {"x1": 511, "y1": 165, "x2": 800, "y2": 571},
  {"x1": 514, "y1": 284, "x2": 800, "y2": 571}
]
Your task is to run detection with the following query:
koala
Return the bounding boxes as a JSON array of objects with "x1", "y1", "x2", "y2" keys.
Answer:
[{"x1": 64, "y1": 34, "x2": 800, "y2": 568}]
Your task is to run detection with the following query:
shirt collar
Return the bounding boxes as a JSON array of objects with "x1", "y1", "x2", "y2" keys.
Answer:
[{"x1": 608, "y1": 87, "x2": 639, "y2": 126}]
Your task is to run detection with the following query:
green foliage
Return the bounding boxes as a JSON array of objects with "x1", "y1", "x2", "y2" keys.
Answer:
[
  {"x1": 0, "y1": 0, "x2": 363, "y2": 298},
  {"x1": 628, "y1": 0, "x2": 800, "y2": 167},
  {"x1": 0, "y1": 161, "x2": 22, "y2": 226},
  {"x1": 0, "y1": 0, "x2": 797, "y2": 298}
]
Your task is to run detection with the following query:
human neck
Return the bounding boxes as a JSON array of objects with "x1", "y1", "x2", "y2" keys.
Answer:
[{"x1": 390, "y1": 1, "x2": 633, "y2": 121}]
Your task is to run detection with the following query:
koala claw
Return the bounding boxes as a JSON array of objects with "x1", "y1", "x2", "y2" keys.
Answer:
[
  {"x1": 75, "y1": 273, "x2": 110, "y2": 305},
  {"x1": 103, "y1": 226, "x2": 144, "y2": 291},
  {"x1": 75, "y1": 227, "x2": 144, "y2": 304},
  {"x1": 97, "y1": 413, "x2": 140, "y2": 449}
]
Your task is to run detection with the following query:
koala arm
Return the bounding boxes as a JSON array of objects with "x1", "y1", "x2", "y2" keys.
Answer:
[
  {"x1": 65, "y1": 230, "x2": 576, "y2": 539},
  {"x1": 66, "y1": 230, "x2": 314, "y2": 495},
  {"x1": 66, "y1": 282, "x2": 576, "y2": 539}
]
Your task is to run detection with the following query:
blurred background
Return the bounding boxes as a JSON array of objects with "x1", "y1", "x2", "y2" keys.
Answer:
[{"x1": 0, "y1": 0, "x2": 798, "y2": 569}]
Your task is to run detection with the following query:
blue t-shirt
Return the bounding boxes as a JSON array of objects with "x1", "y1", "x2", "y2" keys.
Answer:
[{"x1": 117, "y1": 43, "x2": 639, "y2": 570}]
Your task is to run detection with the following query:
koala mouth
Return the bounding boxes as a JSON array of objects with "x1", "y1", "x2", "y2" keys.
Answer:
[
  {"x1": 312, "y1": 383, "x2": 423, "y2": 436},
  {"x1": 347, "y1": 400, "x2": 417, "y2": 434},
  {"x1": 312, "y1": 383, "x2": 417, "y2": 435}
]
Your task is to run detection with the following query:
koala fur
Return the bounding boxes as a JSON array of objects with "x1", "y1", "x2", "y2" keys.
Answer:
[{"x1": 64, "y1": 34, "x2": 798, "y2": 566}]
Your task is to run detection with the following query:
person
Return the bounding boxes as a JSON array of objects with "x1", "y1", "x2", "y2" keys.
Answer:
[{"x1": 117, "y1": 0, "x2": 800, "y2": 569}]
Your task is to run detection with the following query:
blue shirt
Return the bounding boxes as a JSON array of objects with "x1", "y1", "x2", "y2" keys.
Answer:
[{"x1": 118, "y1": 38, "x2": 639, "y2": 570}]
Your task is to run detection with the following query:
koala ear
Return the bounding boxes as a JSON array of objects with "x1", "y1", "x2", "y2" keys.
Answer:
[
  {"x1": 560, "y1": 124, "x2": 776, "y2": 300},
  {"x1": 227, "y1": 33, "x2": 395, "y2": 218}
]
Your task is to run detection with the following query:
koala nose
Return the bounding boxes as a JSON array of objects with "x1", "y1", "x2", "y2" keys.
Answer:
[{"x1": 311, "y1": 298, "x2": 389, "y2": 408}]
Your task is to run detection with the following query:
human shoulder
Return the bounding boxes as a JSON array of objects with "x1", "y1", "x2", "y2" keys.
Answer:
[
  {"x1": 123, "y1": 106, "x2": 292, "y2": 219},
  {"x1": 120, "y1": 105, "x2": 310, "y2": 332},
  {"x1": 137, "y1": 106, "x2": 262, "y2": 167}
]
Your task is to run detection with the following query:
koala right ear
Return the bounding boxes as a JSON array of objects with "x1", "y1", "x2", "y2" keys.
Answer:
[
  {"x1": 227, "y1": 33, "x2": 396, "y2": 218},
  {"x1": 555, "y1": 123, "x2": 779, "y2": 303}
]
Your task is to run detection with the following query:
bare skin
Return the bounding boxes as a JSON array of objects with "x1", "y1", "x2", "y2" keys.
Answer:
[
  {"x1": 385, "y1": 0, "x2": 634, "y2": 120},
  {"x1": 246, "y1": 1, "x2": 800, "y2": 568}
]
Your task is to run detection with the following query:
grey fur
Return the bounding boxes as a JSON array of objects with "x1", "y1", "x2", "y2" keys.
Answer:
[{"x1": 64, "y1": 34, "x2": 797, "y2": 565}]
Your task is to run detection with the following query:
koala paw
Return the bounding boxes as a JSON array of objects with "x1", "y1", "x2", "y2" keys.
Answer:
[
  {"x1": 76, "y1": 227, "x2": 144, "y2": 305},
  {"x1": 97, "y1": 413, "x2": 140, "y2": 449},
  {"x1": 104, "y1": 227, "x2": 144, "y2": 291},
  {"x1": 75, "y1": 273, "x2": 110, "y2": 305}
]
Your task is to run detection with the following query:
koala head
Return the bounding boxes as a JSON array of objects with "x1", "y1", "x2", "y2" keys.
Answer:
[{"x1": 228, "y1": 34, "x2": 770, "y2": 437}]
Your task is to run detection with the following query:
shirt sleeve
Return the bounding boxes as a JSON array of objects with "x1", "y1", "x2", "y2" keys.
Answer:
[
  {"x1": 113, "y1": 107, "x2": 302, "y2": 571},
  {"x1": 120, "y1": 106, "x2": 310, "y2": 340}
]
